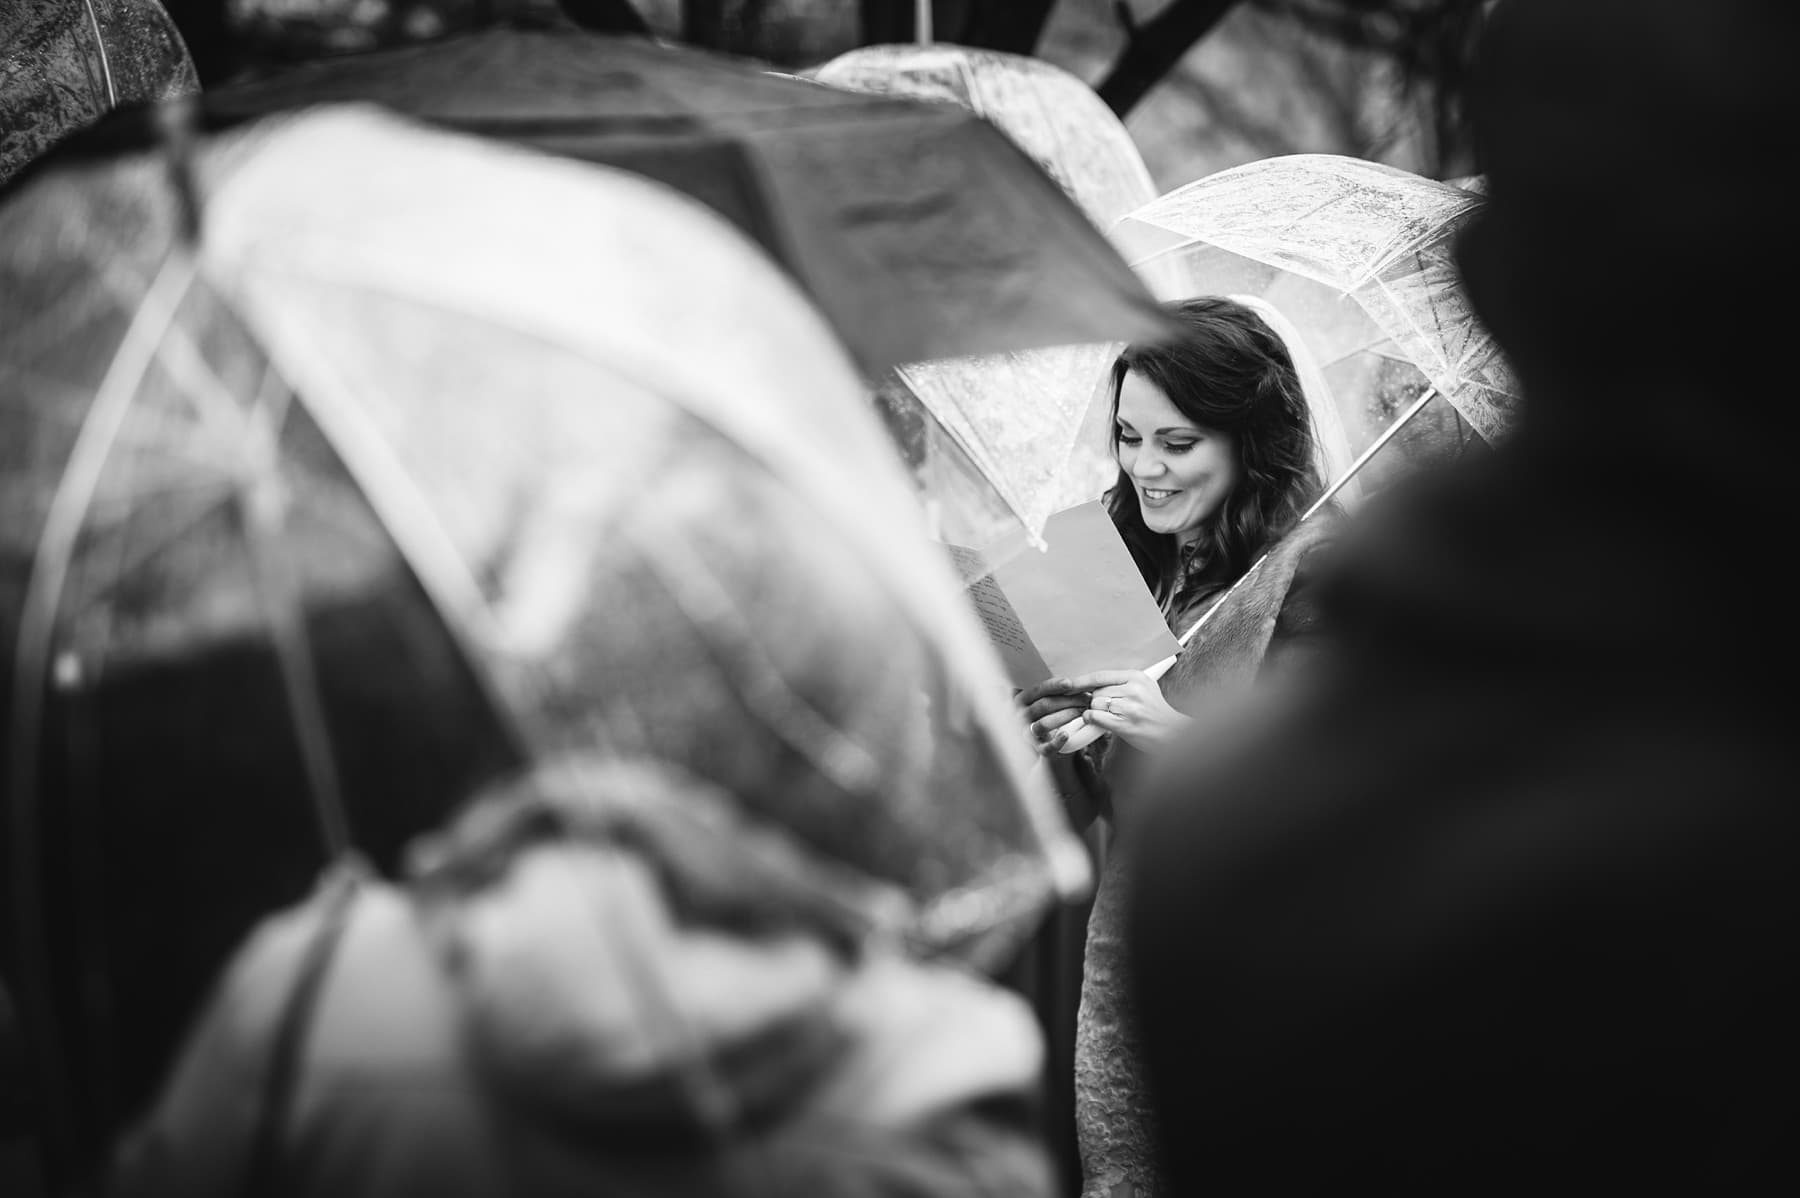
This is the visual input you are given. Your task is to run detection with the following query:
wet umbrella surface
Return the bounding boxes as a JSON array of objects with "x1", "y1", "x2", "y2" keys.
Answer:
[
  {"x1": 0, "y1": 104, "x2": 1088, "y2": 1170},
  {"x1": 177, "y1": 26, "x2": 1175, "y2": 374}
]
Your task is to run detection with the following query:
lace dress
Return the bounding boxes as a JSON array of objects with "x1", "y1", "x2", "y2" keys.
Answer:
[
  {"x1": 1069, "y1": 515, "x2": 1337, "y2": 1197},
  {"x1": 1070, "y1": 530, "x2": 1320, "y2": 1198},
  {"x1": 1072, "y1": 561, "x2": 1219, "y2": 1198},
  {"x1": 1073, "y1": 845, "x2": 1163, "y2": 1198}
]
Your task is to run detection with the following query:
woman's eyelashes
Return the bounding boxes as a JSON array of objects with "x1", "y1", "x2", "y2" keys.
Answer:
[{"x1": 1115, "y1": 426, "x2": 1198, "y2": 454}]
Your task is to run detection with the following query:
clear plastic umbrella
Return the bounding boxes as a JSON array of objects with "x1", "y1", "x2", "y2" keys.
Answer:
[
  {"x1": 813, "y1": 44, "x2": 1160, "y2": 551},
  {"x1": 2, "y1": 102, "x2": 1088, "y2": 1161},
  {"x1": 812, "y1": 43, "x2": 1159, "y2": 233},
  {"x1": 1112, "y1": 153, "x2": 1519, "y2": 493}
]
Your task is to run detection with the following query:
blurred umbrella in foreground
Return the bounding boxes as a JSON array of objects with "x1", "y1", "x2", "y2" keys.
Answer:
[
  {"x1": 1, "y1": 102, "x2": 1086, "y2": 1171},
  {"x1": 0, "y1": 0, "x2": 198, "y2": 188},
  {"x1": 1113, "y1": 154, "x2": 1519, "y2": 496},
  {"x1": 162, "y1": 25, "x2": 1174, "y2": 375},
  {"x1": 813, "y1": 43, "x2": 1161, "y2": 550}
]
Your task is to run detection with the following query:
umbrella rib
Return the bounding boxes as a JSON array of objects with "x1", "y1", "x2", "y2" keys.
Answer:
[
  {"x1": 223, "y1": 259, "x2": 1084, "y2": 898},
  {"x1": 10, "y1": 255, "x2": 197, "y2": 803},
  {"x1": 1267, "y1": 192, "x2": 1361, "y2": 244},
  {"x1": 4, "y1": 256, "x2": 249, "y2": 463},
  {"x1": 216, "y1": 285, "x2": 536, "y2": 769},
  {"x1": 1128, "y1": 230, "x2": 1350, "y2": 299},
  {"x1": 932, "y1": 415, "x2": 1037, "y2": 532},
  {"x1": 236, "y1": 362, "x2": 353, "y2": 858},
  {"x1": 79, "y1": 0, "x2": 119, "y2": 108},
  {"x1": 8, "y1": 255, "x2": 197, "y2": 1165},
  {"x1": 152, "y1": 312, "x2": 279, "y2": 446},
  {"x1": 73, "y1": 483, "x2": 238, "y2": 603},
  {"x1": 952, "y1": 54, "x2": 986, "y2": 120},
  {"x1": 1126, "y1": 233, "x2": 1213, "y2": 273},
  {"x1": 618, "y1": 505, "x2": 885, "y2": 799},
  {"x1": 894, "y1": 365, "x2": 1041, "y2": 535},
  {"x1": 1173, "y1": 385, "x2": 1439, "y2": 651},
  {"x1": 1355, "y1": 207, "x2": 1475, "y2": 287},
  {"x1": 1360, "y1": 269, "x2": 1472, "y2": 428}
]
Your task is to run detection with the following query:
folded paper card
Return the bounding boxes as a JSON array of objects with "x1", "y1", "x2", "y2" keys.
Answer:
[{"x1": 944, "y1": 499, "x2": 1180, "y2": 692}]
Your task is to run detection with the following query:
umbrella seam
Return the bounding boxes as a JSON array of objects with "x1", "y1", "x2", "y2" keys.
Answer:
[{"x1": 79, "y1": 0, "x2": 117, "y2": 108}]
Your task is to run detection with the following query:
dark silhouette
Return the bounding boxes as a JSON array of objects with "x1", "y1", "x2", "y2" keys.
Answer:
[{"x1": 1124, "y1": 0, "x2": 1800, "y2": 1191}]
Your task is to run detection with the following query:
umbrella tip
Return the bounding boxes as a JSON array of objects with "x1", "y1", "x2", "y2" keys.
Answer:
[{"x1": 152, "y1": 93, "x2": 203, "y2": 247}]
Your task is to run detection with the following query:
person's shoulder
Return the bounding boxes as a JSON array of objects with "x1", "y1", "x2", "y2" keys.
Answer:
[
  {"x1": 1278, "y1": 501, "x2": 1348, "y2": 559},
  {"x1": 1261, "y1": 505, "x2": 1346, "y2": 611}
]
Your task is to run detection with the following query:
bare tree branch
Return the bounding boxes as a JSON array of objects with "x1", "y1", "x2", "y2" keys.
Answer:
[
  {"x1": 1261, "y1": 0, "x2": 1491, "y2": 164},
  {"x1": 1095, "y1": 0, "x2": 1243, "y2": 117}
]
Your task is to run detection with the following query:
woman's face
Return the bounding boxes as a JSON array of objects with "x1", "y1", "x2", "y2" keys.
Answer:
[{"x1": 1114, "y1": 369, "x2": 1240, "y2": 543}]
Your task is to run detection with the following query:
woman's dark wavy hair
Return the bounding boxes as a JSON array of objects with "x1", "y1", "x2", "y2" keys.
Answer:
[{"x1": 1106, "y1": 295, "x2": 1324, "y2": 620}]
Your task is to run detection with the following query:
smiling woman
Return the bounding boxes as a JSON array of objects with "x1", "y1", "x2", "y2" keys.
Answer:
[
  {"x1": 1015, "y1": 294, "x2": 1345, "y2": 1198},
  {"x1": 1099, "y1": 296, "x2": 1325, "y2": 636},
  {"x1": 1112, "y1": 371, "x2": 1240, "y2": 549}
]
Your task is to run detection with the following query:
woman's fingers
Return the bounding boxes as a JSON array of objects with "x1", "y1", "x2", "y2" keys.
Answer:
[
  {"x1": 1060, "y1": 670, "x2": 1142, "y2": 693},
  {"x1": 1083, "y1": 676, "x2": 1191, "y2": 753},
  {"x1": 1086, "y1": 691, "x2": 1136, "y2": 718},
  {"x1": 1043, "y1": 712, "x2": 1098, "y2": 754},
  {"x1": 1052, "y1": 718, "x2": 1106, "y2": 755},
  {"x1": 1016, "y1": 676, "x2": 1078, "y2": 706},
  {"x1": 1024, "y1": 693, "x2": 1090, "y2": 723},
  {"x1": 1022, "y1": 671, "x2": 1165, "y2": 752},
  {"x1": 1029, "y1": 707, "x2": 1086, "y2": 741},
  {"x1": 1084, "y1": 706, "x2": 1125, "y2": 732}
]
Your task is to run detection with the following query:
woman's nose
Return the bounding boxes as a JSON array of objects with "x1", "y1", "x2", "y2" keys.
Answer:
[{"x1": 1130, "y1": 451, "x2": 1165, "y2": 479}]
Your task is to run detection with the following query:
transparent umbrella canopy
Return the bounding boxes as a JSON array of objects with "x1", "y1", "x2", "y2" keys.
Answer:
[
  {"x1": 1113, "y1": 154, "x2": 1519, "y2": 493},
  {"x1": 812, "y1": 43, "x2": 1159, "y2": 229},
  {"x1": 813, "y1": 44, "x2": 1161, "y2": 551},
  {"x1": 1, "y1": 102, "x2": 1088, "y2": 1158}
]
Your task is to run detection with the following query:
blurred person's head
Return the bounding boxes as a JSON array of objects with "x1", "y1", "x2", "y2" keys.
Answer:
[
  {"x1": 1105, "y1": 295, "x2": 1323, "y2": 614},
  {"x1": 1456, "y1": 0, "x2": 1800, "y2": 422}
]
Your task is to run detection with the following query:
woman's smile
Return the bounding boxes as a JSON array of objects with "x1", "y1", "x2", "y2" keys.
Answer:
[{"x1": 1114, "y1": 370, "x2": 1240, "y2": 541}]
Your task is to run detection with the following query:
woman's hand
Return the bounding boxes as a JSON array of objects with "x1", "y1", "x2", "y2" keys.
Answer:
[
  {"x1": 1067, "y1": 669, "x2": 1191, "y2": 752},
  {"x1": 1017, "y1": 676, "x2": 1092, "y2": 757}
]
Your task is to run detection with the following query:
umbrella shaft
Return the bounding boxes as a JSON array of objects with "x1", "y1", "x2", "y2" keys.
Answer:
[
  {"x1": 1303, "y1": 384, "x2": 1438, "y2": 522},
  {"x1": 1178, "y1": 384, "x2": 1439, "y2": 648}
]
